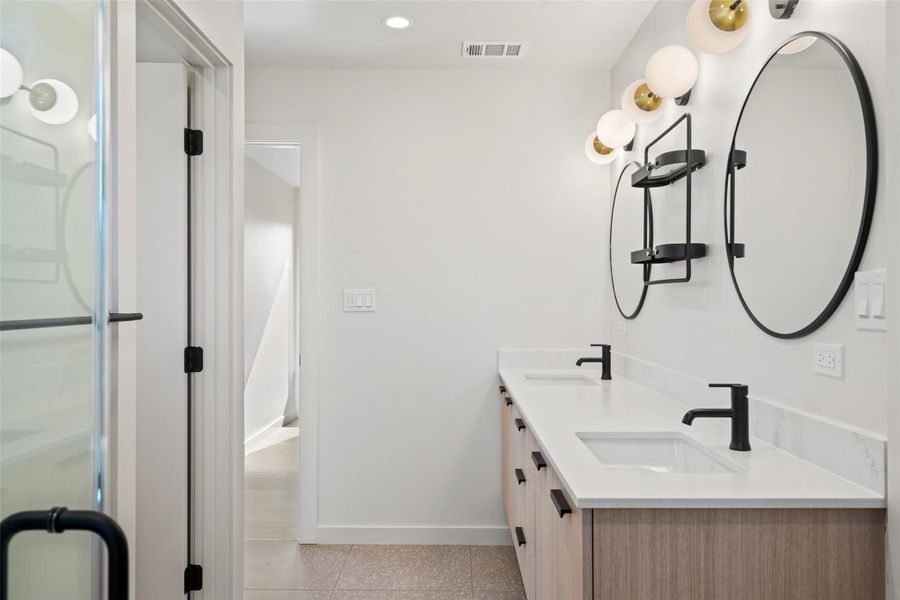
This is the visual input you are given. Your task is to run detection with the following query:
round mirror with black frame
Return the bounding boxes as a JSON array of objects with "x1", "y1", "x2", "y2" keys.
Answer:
[
  {"x1": 724, "y1": 31, "x2": 877, "y2": 339},
  {"x1": 610, "y1": 161, "x2": 653, "y2": 319}
]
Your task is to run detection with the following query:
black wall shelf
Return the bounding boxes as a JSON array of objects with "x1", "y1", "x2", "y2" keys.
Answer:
[
  {"x1": 631, "y1": 243, "x2": 707, "y2": 265},
  {"x1": 630, "y1": 113, "x2": 708, "y2": 286},
  {"x1": 631, "y1": 149, "x2": 706, "y2": 188}
]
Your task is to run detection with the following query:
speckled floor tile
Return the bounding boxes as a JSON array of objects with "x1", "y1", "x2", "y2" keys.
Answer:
[
  {"x1": 336, "y1": 545, "x2": 472, "y2": 591},
  {"x1": 245, "y1": 541, "x2": 351, "y2": 589},
  {"x1": 244, "y1": 590, "x2": 333, "y2": 600},
  {"x1": 473, "y1": 591, "x2": 526, "y2": 600},
  {"x1": 470, "y1": 546, "x2": 524, "y2": 592},
  {"x1": 331, "y1": 591, "x2": 473, "y2": 600}
]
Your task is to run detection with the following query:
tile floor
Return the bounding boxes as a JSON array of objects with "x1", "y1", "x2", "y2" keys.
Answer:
[{"x1": 244, "y1": 425, "x2": 524, "y2": 600}]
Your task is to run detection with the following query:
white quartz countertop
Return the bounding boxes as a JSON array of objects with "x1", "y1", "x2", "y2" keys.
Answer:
[{"x1": 499, "y1": 368, "x2": 886, "y2": 509}]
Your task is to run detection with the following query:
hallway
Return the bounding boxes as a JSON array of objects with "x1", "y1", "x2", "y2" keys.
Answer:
[{"x1": 243, "y1": 428, "x2": 525, "y2": 599}]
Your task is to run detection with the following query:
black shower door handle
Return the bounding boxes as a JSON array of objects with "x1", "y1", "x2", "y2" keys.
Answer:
[{"x1": 0, "y1": 507, "x2": 129, "y2": 600}]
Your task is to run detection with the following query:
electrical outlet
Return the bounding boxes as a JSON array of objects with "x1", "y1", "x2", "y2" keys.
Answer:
[
  {"x1": 812, "y1": 342, "x2": 844, "y2": 379},
  {"x1": 619, "y1": 321, "x2": 627, "y2": 336}
]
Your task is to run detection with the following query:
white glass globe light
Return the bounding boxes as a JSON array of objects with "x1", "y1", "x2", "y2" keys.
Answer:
[
  {"x1": 0, "y1": 49, "x2": 24, "y2": 98},
  {"x1": 596, "y1": 110, "x2": 635, "y2": 149},
  {"x1": 645, "y1": 45, "x2": 699, "y2": 99},
  {"x1": 685, "y1": 0, "x2": 750, "y2": 54},
  {"x1": 584, "y1": 132, "x2": 619, "y2": 165},
  {"x1": 621, "y1": 79, "x2": 665, "y2": 125},
  {"x1": 28, "y1": 79, "x2": 79, "y2": 124}
]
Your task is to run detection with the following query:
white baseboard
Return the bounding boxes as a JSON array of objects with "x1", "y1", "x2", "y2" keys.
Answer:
[{"x1": 313, "y1": 525, "x2": 512, "y2": 546}]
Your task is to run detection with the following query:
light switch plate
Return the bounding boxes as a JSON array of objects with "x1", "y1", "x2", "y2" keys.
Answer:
[
  {"x1": 813, "y1": 342, "x2": 844, "y2": 379},
  {"x1": 854, "y1": 269, "x2": 886, "y2": 331},
  {"x1": 344, "y1": 288, "x2": 376, "y2": 312}
]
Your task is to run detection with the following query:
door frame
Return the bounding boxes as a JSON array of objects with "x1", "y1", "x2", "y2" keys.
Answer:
[
  {"x1": 245, "y1": 122, "x2": 322, "y2": 544},
  {"x1": 111, "y1": 1, "x2": 243, "y2": 597}
]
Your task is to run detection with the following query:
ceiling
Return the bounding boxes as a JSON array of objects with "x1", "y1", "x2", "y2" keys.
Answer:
[
  {"x1": 245, "y1": 144, "x2": 302, "y2": 188},
  {"x1": 244, "y1": 1, "x2": 656, "y2": 70}
]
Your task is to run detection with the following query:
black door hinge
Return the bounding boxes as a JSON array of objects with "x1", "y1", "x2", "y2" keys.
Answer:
[
  {"x1": 184, "y1": 128, "x2": 203, "y2": 156},
  {"x1": 184, "y1": 346, "x2": 204, "y2": 373},
  {"x1": 184, "y1": 564, "x2": 203, "y2": 593}
]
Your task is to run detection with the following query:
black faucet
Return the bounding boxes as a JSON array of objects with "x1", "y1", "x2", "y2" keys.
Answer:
[
  {"x1": 682, "y1": 383, "x2": 751, "y2": 451},
  {"x1": 575, "y1": 344, "x2": 611, "y2": 380}
]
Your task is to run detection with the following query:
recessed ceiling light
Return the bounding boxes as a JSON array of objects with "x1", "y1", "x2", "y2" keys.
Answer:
[{"x1": 383, "y1": 16, "x2": 411, "y2": 29}]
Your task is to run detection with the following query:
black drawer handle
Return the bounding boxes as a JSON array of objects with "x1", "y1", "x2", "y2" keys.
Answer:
[
  {"x1": 515, "y1": 468, "x2": 526, "y2": 485},
  {"x1": 499, "y1": 385, "x2": 507, "y2": 394},
  {"x1": 505, "y1": 397, "x2": 513, "y2": 406},
  {"x1": 514, "y1": 418, "x2": 526, "y2": 431},
  {"x1": 550, "y1": 489, "x2": 572, "y2": 518},
  {"x1": 515, "y1": 526, "x2": 526, "y2": 546},
  {"x1": 531, "y1": 451, "x2": 546, "y2": 470}
]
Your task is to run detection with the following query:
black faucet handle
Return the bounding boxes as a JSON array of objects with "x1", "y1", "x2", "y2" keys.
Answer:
[{"x1": 709, "y1": 383, "x2": 749, "y2": 401}]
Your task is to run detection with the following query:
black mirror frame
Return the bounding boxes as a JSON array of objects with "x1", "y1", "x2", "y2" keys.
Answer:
[
  {"x1": 610, "y1": 161, "x2": 652, "y2": 320},
  {"x1": 723, "y1": 31, "x2": 878, "y2": 339}
]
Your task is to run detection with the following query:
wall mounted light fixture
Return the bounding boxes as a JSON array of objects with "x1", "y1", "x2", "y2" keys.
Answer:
[
  {"x1": 585, "y1": 132, "x2": 619, "y2": 165},
  {"x1": 621, "y1": 78, "x2": 666, "y2": 125},
  {"x1": 770, "y1": 0, "x2": 799, "y2": 19},
  {"x1": 0, "y1": 49, "x2": 79, "y2": 125},
  {"x1": 645, "y1": 45, "x2": 698, "y2": 106},
  {"x1": 686, "y1": 0, "x2": 750, "y2": 54}
]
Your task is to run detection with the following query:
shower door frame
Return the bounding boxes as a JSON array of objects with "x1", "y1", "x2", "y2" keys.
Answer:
[{"x1": 110, "y1": 1, "x2": 243, "y2": 597}]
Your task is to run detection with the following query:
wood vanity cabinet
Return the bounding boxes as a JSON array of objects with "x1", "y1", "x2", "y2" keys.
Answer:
[{"x1": 499, "y1": 391, "x2": 886, "y2": 600}]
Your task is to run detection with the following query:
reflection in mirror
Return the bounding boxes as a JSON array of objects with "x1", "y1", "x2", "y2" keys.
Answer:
[
  {"x1": 726, "y1": 32, "x2": 876, "y2": 338},
  {"x1": 610, "y1": 162, "x2": 650, "y2": 319}
]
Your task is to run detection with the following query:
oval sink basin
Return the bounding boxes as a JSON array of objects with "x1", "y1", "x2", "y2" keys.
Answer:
[
  {"x1": 576, "y1": 432, "x2": 743, "y2": 474},
  {"x1": 524, "y1": 374, "x2": 598, "y2": 386}
]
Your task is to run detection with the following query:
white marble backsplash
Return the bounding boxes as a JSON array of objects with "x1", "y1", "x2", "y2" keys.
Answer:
[{"x1": 498, "y1": 348, "x2": 886, "y2": 496}]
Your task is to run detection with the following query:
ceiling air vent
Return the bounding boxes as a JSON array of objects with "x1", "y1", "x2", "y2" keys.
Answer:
[{"x1": 462, "y1": 41, "x2": 527, "y2": 59}]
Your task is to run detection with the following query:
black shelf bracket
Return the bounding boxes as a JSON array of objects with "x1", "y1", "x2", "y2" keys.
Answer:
[{"x1": 629, "y1": 113, "x2": 708, "y2": 286}]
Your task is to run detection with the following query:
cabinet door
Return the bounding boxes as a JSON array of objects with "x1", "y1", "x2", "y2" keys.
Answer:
[
  {"x1": 535, "y1": 465, "x2": 589, "y2": 600},
  {"x1": 513, "y1": 422, "x2": 537, "y2": 599}
]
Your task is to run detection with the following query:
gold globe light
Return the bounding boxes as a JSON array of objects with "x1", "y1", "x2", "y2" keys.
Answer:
[
  {"x1": 634, "y1": 83, "x2": 662, "y2": 113},
  {"x1": 708, "y1": 0, "x2": 748, "y2": 32},
  {"x1": 584, "y1": 132, "x2": 619, "y2": 165},
  {"x1": 686, "y1": 0, "x2": 751, "y2": 54},
  {"x1": 622, "y1": 79, "x2": 665, "y2": 125}
]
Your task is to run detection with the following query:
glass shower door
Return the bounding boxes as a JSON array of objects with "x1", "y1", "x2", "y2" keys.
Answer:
[{"x1": 0, "y1": 1, "x2": 110, "y2": 597}]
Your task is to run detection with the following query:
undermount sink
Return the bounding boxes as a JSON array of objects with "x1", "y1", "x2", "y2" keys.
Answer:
[
  {"x1": 576, "y1": 432, "x2": 742, "y2": 474},
  {"x1": 524, "y1": 374, "x2": 598, "y2": 386}
]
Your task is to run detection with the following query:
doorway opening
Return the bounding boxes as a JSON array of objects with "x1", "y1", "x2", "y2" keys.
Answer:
[{"x1": 242, "y1": 143, "x2": 302, "y2": 548}]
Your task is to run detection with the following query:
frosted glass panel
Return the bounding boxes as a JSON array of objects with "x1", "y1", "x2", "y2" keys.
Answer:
[{"x1": 0, "y1": 1, "x2": 104, "y2": 598}]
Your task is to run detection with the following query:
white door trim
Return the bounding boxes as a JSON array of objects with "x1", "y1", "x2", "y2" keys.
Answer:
[
  {"x1": 245, "y1": 122, "x2": 321, "y2": 544},
  {"x1": 113, "y1": 1, "x2": 241, "y2": 597}
]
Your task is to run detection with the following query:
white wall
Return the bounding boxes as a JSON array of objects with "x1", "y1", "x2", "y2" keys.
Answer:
[
  {"x1": 246, "y1": 67, "x2": 609, "y2": 543},
  {"x1": 244, "y1": 155, "x2": 297, "y2": 441},
  {"x1": 607, "y1": 0, "x2": 890, "y2": 435}
]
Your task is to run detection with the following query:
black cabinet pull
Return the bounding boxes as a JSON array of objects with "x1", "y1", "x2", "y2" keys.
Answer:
[
  {"x1": 531, "y1": 451, "x2": 546, "y2": 470},
  {"x1": 515, "y1": 468, "x2": 526, "y2": 485},
  {"x1": 514, "y1": 418, "x2": 525, "y2": 431},
  {"x1": 550, "y1": 489, "x2": 572, "y2": 518},
  {"x1": 505, "y1": 396, "x2": 513, "y2": 406},
  {"x1": 514, "y1": 526, "x2": 526, "y2": 546},
  {"x1": 499, "y1": 385, "x2": 507, "y2": 394}
]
